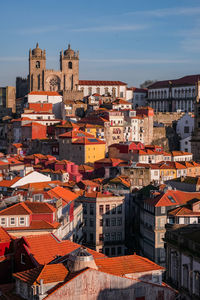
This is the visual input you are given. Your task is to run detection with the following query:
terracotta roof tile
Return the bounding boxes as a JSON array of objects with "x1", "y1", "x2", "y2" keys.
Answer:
[
  {"x1": 0, "y1": 202, "x2": 32, "y2": 216},
  {"x1": 145, "y1": 190, "x2": 200, "y2": 207},
  {"x1": 6, "y1": 220, "x2": 60, "y2": 231},
  {"x1": 168, "y1": 206, "x2": 200, "y2": 216},
  {"x1": 13, "y1": 264, "x2": 68, "y2": 285},
  {"x1": 79, "y1": 80, "x2": 127, "y2": 86},
  {"x1": 47, "y1": 186, "x2": 78, "y2": 206},
  {"x1": 20, "y1": 233, "x2": 105, "y2": 265},
  {"x1": 0, "y1": 201, "x2": 56, "y2": 216},
  {"x1": 0, "y1": 177, "x2": 21, "y2": 188},
  {"x1": 0, "y1": 227, "x2": 12, "y2": 243},
  {"x1": 28, "y1": 91, "x2": 61, "y2": 96},
  {"x1": 96, "y1": 254, "x2": 164, "y2": 276}
]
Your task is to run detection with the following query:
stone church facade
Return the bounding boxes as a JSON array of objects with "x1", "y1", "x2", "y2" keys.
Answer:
[{"x1": 28, "y1": 43, "x2": 80, "y2": 94}]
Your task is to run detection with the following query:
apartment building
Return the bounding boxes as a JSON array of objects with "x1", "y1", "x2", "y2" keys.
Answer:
[{"x1": 78, "y1": 192, "x2": 126, "y2": 256}]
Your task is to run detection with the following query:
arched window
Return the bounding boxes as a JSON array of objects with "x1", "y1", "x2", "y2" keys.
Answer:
[
  {"x1": 112, "y1": 87, "x2": 116, "y2": 97},
  {"x1": 155, "y1": 91, "x2": 157, "y2": 98},
  {"x1": 161, "y1": 91, "x2": 163, "y2": 98},
  {"x1": 88, "y1": 87, "x2": 92, "y2": 95},
  {"x1": 174, "y1": 89, "x2": 177, "y2": 98},
  {"x1": 96, "y1": 87, "x2": 100, "y2": 94},
  {"x1": 68, "y1": 61, "x2": 72, "y2": 69},
  {"x1": 36, "y1": 61, "x2": 40, "y2": 69}
]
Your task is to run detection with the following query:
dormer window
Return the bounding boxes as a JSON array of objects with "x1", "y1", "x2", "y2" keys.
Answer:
[{"x1": 36, "y1": 61, "x2": 40, "y2": 68}]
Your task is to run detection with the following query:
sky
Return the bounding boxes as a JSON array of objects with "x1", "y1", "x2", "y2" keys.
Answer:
[{"x1": 1, "y1": 0, "x2": 200, "y2": 87}]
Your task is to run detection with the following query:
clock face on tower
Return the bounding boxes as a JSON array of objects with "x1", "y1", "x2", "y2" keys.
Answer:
[{"x1": 36, "y1": 61, "x2": 40, "y2": 69}]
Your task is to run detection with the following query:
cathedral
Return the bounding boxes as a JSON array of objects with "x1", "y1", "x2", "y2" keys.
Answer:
[
  {"x1": 16, "y1": 43, "x2": 128, "y2": 100},
  {"x1": 28, "y1": 43, "x2": 79, "y2": 93}
]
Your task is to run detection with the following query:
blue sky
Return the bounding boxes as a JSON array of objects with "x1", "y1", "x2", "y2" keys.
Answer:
[{"x1": 1, "y1": 0, "x2": 200, "y2": 87}]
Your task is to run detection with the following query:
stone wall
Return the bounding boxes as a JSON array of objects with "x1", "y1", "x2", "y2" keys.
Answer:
[
  {"x1": 152, "y1": 127, "x2": 169, "y2": 150},
  {"x1": 153, "y1": 112, "x2": 193, "y2": 126}
]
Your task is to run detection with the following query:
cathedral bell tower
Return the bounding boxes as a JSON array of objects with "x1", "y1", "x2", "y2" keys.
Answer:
[
  {"x1": 60, "y1": 44, "x2": 79, "y2": 91},
  {"x1": 29, "y1": 43, "x2": 46, "y2": 92},
  {"x1": 191, "y1": 80, "x2": 200, "y2": 161}
]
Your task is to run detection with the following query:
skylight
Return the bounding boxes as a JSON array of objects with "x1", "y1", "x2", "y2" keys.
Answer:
[{"x1": 167, "y1": 195, "x2": 176, "y2": 203}]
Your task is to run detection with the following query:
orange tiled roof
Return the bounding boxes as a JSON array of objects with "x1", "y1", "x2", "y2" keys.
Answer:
[
  {"x1": 72, "y1": 136, "x2": 105, "y2": 145},
  {"x1": 145, "y1": 190, "x2": 200, "y2": 207},
  {"x1": 19, "y1": 181, "x2": 62, "y2": 191},
  {"x1": 6, "y1": 220, "x2": 60, "y2": 231},
  {"x1": 47, "y1": 186, "x2": 78, "y2": 206},
  {"x1": 12, "y1": 143, "x2": 23, "y2": 149},
  {"x1": 13, "y1": 264, "x2": 68, "y2": 285},
  {"x1": 0, "y1": 201, "x2": 55, "y2": 216},
  {"x1": 20, "y1": 233, "x2": 105, "y2": 265},
  {"x1": 59, "y1": 129, "x2": 95, "y2": 139},
  {"x1": 112, "y1": 99, "x2": 131, "y2": 105},
  {"x1": 79, "y1": 180, "x2": 100, "y2": 187},
  {"x1": 96, "y1": 254, "x2": 164, "y2": 276},
  {"x1": 168, "y1": 205, "x2": 200, "y2": 216},
  {"x1": 171, "y1": 151, "x2": 192, "y2": 156},
  {"x1": 25, "y1": 201, "x2": 56, "y2": 214},
  {"x1": 79, "y1": 80, "x2": 127, "y2": 86},
  {"x1": 0, "y1": 227, "x2": 12, "y2": 243},
  {"x1": 28, "y1": 91, "x2": 61, "y2": 96},
  {"x1": 0, "y1": 202, "x2": 32, "y2": 216},
  {"x1": 0, "y1": 177, "x2": 21, "y2": 188}
]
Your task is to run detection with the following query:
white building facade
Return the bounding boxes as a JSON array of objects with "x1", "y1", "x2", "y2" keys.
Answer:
[{"x1": 148, "y1": 74, "x2": 199, "y2": 112}]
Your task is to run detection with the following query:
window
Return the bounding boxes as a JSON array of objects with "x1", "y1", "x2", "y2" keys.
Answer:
[
  {"x1": 117, "y1": 205, "x2": 122, "y2": 214},
  {"x1": 184, "y1": 126, "x2": 189, "y2": 133},
  {"x1": 21, "y1": 253, "x2": 26, "y2": 265},
  {"x1": 111, "y1": 204, "x2": 116, "y2": 214},
  {"x1": 68, "y1": 61, "x2": 72, "y2": 69},
  {"x1": 105, "y1": 204, "x2": 110, "y2": 214},
  {"x1": 184, "y1": 217, "x2": 190, "y2": 224},
  {"x1": 194, "y1": 271, "x2": 200, "y2": 296},
  {"x1": 90, "y1": 233, "x2": 94, "y2": 241},
  {"x1": 106, "y1": 218, "x2": 110, "y2": 227},
  {"x1": 99, "y1": 219, "x2": 103, "y2": 227},
  {"x1": 117, "y1": 247, "x2": 122, "y2": 255},
  {"x1": 117, "y1": 232, "x2": 122, "y2": 240},
  {"x1": 111, "y1": 247, "x2": 116, "y2": 255},
  {"x1": 117, "y1": 218, "x2": 122, "y2": 226},
  {"x1": 83, "y1": 203, "x2": 87, "y2": 214},
  {"x1": 0, "y1": 218, "x2": 5, "y2": 225},
  {"x1": 99, "y1": 205, "x2": 104, "y2": 215},
  {"x1": 111, "y1": 218, "x2": 116, "y2": 226},
  {"x1": 105, "y1": 248, "x2": 110, "y2": 256},
  {"x1": 183, "y1": 265, "x2": 189, "y2": 289},
  {"x1": 89, "y1": 218, "x2": 94, "y2": 227},
  {"x1": 36, "y1": 61, "x2": 40, "y2": 68},
  {"x1": 99, "y1": 234, "x2": 103, "y2": 241},
  {"x1": 10, "y1": 217, "x2": 15, "y2": 225},
  {"x1": 161, "y1": 206, "x2": 166, "y2": 214},
  {"x1": 104, "y1": 233, "x2": 110, "y2": 241},
  {"x1": 19, "y1": 217, "x2": 25, "y2": 225},
  {"x1": 90, "y1": 204, "x2": 94, "y2": 215},
  {"x1": 111, "y1": 232, "x2": 116, "y2": 241}
]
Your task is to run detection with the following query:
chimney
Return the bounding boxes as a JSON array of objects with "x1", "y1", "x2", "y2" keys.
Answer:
[{"x1": 39, "y1": 279, "x2": 44, "y2": 295}]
